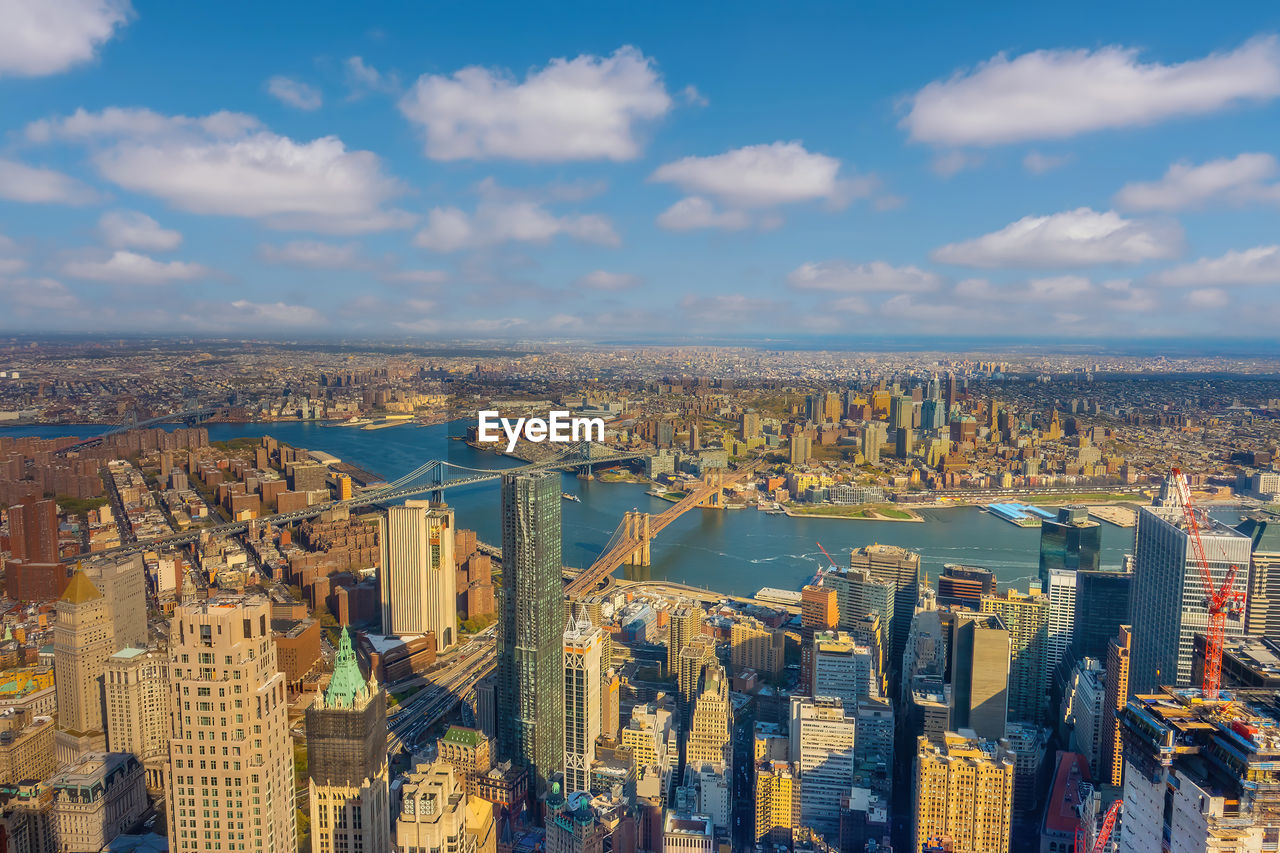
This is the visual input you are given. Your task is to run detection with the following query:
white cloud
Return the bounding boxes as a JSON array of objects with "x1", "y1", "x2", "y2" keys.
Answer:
[
  {"x1": 98, "y1": 210, "x2": 181, "y2": 251},
  {"x1": 651, "y1": 142, "x2": 853, "y2": 208},
  {"x1": 679, "y1": 293, "x2": 782, "y2": 326},
  {"x1": 0, "y1": 276, "x2": 79, "y2": 310},
  {"x1": 0, "y1": 234, "x2": 27, "y2": 275},
  {"x1": 1026, "y1": 275, "x2": 1094, "y2": 301},
  {"x1": 931, "y1": 151, "x2": 984, "y2": 177},
  {"x1": 576, "y1": 270, "x2": 640, "y2": 291},
  {"x1": 1150, "y1": 245, "x2": 1280, "y2": 286},
  {"x1": 182, "y1": 300, "x2": 325, "y2": 329},
  {"x1": 788, "y1": 260, "x2": 941, "y2": 293},
  {"x1": 1188, "y1": 288, "x2": 1229, "y2": 308},
  {"x1": 267, "y1": 76, "x2": 322, "y2": 110},
  {"x1": 413, "y1": 201, "x2": 618, "y2": 252},
  {"x1": 345, "y1": 56, "x2": 397, "y2": 95},
  {"x1": 902, "y1": 36, "x2": 1280, "y2": 146},
  {"x1": 932, "y1": 208, "x2": 1182, "y2": 268},
  {"x1": 398, "y1": 46, "x2": 672, "y2": 161},
  {"x1": 260, "y1": 240, "x2": 359, "y2": 268},
  {"x1": 29, "y1": 107, "x2": 412, "y2": 233},
  {"x1": 0, "y1": 158, "x2": 101, "y2": 204},
  {"x1": 680, "y1": 85, "x2": 709, "y2": 107},
  {"x1": 654, "y1": 197, "x2": 751, "y2": 232},
  {"x1": 383, "y1": 269, "x2": 448, "y2": 285},
  {"x1": 1115, "y1": 153, "x2": 1280, "y2": 210},
  {"x1": 64, "y1": 250, "x2": 210, "y2": 284},
  {"x1": 1023, "y1": 151, "x2": 1074, "y2": 174},
  {"x1": 0, "y1": 0, "x2": 131, "y2": 77}
]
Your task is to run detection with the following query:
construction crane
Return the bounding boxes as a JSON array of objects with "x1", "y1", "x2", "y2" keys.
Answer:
[
  {"x1": 810, "y1": 541, "x2": 838, "y2": 586},
  {"x1": 1074, "y1": 801, "x2": 1121, "y2": 853},
  {"x1": 1170, "y1": 468, "x2": 1245, "y2": 701}
]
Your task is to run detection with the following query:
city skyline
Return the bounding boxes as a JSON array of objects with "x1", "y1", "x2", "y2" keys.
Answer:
[{"x1": 2, "y1": 2, "x2": 1280, "y2": 338}]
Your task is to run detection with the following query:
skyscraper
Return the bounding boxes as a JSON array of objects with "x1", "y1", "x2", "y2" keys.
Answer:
[
  {"x1": 104, "y1": 647, "x2": 169, "y2": 791},
  {"x1": 980, "y1": 589, "x2": 1049, "y2": 724},
  {"x1": 936, "y1": 564, "x2": 996, "y2": 610},
  {"x1": 6, "y1": 497, "x2": 63, "y2": 602},
  {"x1": 686, "y1": 663, "x2": 731, "y2": 772},
  {"x1": 1129, "y1": 505, "x2": 1252, "y2": 693},
  {"x1": 1044, "y1": 567, "x2": 1077, "y2": 675},
  {"x1": 1100, "y1": 625, "x2": 1131, "y2": 787},
  {"x1": 498, "y1": 471, "x2": 564, "y2": 799},
  {"x1": 305, "y1": 627, "x2": 390, "y2": 853},
  {"x1": 811, "y1": 630, "x2": 876, "y2": 711},
  {"x1": 380, "y1": 500, "x2": 457, "y2": 650},
  {"x1": 848, "y1": 545, "x2": 920, "y2": 682},
  {"x1": 1236, "y1": 516, "x2": 1280, "y2": 643},
  {"x1": 563, "y1": 607, "x2": 603, "y2": 794},
  {"x1": 790, "y1": 695, "x2": 857, "y2": 841},
  {"x1": 54, "y1": 568, "x2": 114, "y2": 761},
  {"x1": 913, "y1": 732, "x2": 1015, "y2": 853},
  {"x1": 167, "y1": 596, "x2": 296, "y2": 853},
  {"x1": 84, "y1": 554, "x2": 147, "y2": 650},
  {"x1": 1072, "y1": 568, "x2": 1132, "y2": 660},
  {"x1": 1037, "y1": 506, "x2": 1101, "y2": 586},
  {"x1": 667, "y1": 604, "x2": 704, "y2": 677},
  {"x1": 753, "y1": 761, "x2": 797, "y2": 848},
  {"x1": 950, "y1": 614, "x2": 1011, "y2": 741}
]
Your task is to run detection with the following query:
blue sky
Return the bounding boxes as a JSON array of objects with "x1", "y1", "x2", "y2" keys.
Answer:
[{"x1": 3, "y1": 0, "x2": 1280, "y2": 339}]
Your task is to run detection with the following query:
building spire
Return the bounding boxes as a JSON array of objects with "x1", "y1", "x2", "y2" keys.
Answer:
[{"x1": 324, "y1": 626, "x2": 369, "y2": 709}]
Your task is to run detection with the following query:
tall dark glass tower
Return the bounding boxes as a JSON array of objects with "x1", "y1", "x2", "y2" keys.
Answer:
[
  {"x1": 1072, "y1": 569, "x2": 1133, "y2": 660},
  {"x1": 1037, "y1": 505, "x2": 1101, "y2": 587},
  {"x1": 498, "y1": 470, "x2": 564, "y2": 800}
]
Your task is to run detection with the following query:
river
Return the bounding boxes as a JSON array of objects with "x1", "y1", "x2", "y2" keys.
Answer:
[{"x1": 5, "y1": 420, "x2": 1149, "y2": 596}]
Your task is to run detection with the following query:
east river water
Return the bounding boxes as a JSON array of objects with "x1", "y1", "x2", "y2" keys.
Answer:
[{"x1": 3, "y1": 419, "x2": 1162, "y2": 595}]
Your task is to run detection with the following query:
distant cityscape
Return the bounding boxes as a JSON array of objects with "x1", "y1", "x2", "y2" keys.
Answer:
[{"x1": 1, "y1": 338, "x2": 1280, "y2": 852}]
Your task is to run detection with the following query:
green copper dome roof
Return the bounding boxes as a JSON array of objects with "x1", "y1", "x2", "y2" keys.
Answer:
[{"x1": 324, "y1": 627, "x2": 369, "y2": 709}]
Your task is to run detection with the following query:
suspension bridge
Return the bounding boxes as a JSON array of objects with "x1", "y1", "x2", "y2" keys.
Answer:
[
  {"x1": 563, "y1": 461, "x2": 761, "y2": 599},
  {"x1": 52, "y1": 404, "x2": 229, "y2": 454}
]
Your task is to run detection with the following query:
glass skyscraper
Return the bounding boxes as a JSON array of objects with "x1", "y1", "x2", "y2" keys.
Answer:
[
  {"x1": 1037, "y1": 505, "x2": 1101, "y2": 588},
  {"x1": 498, "y1": 470, "x2": 564, "y2": 800}
]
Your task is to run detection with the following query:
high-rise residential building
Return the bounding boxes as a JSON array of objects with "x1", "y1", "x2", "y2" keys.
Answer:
[
  {"x1": 497, "y1": 471, "x2": 564, "y2": 799},
  {"x1": 685, "y1": 664, "x2": 731, "y2": 771},
  {"x1": 728, "y1": 617, "x2": 783, "y2": 680},
  {"x1": 950, "y1": 614, "x2": 1011, "y2": 740},
  {"x1": 54, "y1": 569, "x2": 114, "y2": 761},
  {"x1": 380, "y1": 501, "x2": 457, "y2": 650},
  {"x1": 83, "y1": 554, "x2": 147, "y2": 650},
  {"x1": 6, "y1": 498, "x2": 62, "y2": 602},
  {"x1": 811, "y1": 631, "x2": 876, "y2": 711},
  {"x1": 563, "y1": 608, "x2": 604, "y2": 794},
  {"x1": 861, "y1": 423, "x2": 883, "y2": 463},
  {"x1": 849, "y1": 545, "x2": 920, "y2": 680},
  {"x1": 1044, "y1": 567, "x2": 1077, "y2": 675},
  {"x1": 1129, "y1": 505, "x2": 1252, "y2": 693},
  {"x1": 800, "y1": 584, "x2": 838, "y2": 630},
  {"x1": 305, "y1": 627, "x2": 390, "y2": 853},
  {"x1": 789, "y1": 433, "x2": 811, "y2": 465},
  {"x1": 789, "y1": 695, "x2": 857, "y2": 841},
  {"x1": 1037, "y1": 506, "x2": 1101, "y2": 587},
  {"x1": 1100, "y1": 625, "x2": 1131, "y2": 787},
  {"x1": 1120, "y1": 688, "x2": 1280, "y2": 852},
  {"x1": 913, "y1": 732, "x2": 1015, "y2": 853},
  {"x1": 103, "y1": 647, "x2": 169, "y2": 791},
  {"x1": 396, "y1": 760, "x2": 481, "y2": 853},
  {"x1": 1072, "y1": 568, "x2": 1132, "y2": 660},
  {"x1": 167, "y1": 596, "x2": 296, "y2": 853},
  {"x1": 753, "y1": 760, "x2": 797, "y2": 848},
  {"x1": 739, "y1": 410, "x2": 762, "y2": 441},
  {"x1": 827, "y1": 567, "x2": 895, "y2": 655},
  {"x1": 936, "y1": 564, "x2": 996, "y2": 610},
  {"x1": 676, "y1": 635, "x2": 718, "y2": 729},
  {"x1": 980, "y1": 589, "x2": 1049, "y2": 724},
  {"x1": 1236, "y1": 516, "x2": 1280, "y2": 643},
  {"x1": 667, "y1": 604, "x2": 704, "y2": 678}
]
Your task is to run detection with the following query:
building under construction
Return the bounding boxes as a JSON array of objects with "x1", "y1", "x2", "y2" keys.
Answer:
[{"x1": 1121, "y1": 687, "x2": 1280, "y2": 851}]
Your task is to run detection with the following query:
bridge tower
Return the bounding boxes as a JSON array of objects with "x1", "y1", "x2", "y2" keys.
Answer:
[
  {"x1": 624, "y1": 511, "x2": 652, "y2": 566},
  {"x1": 428, "y1": 462, "x2": 446, "y2": 503},
  {"x1": 696, "y1": 468, "x2": 725, "y2": 508}
]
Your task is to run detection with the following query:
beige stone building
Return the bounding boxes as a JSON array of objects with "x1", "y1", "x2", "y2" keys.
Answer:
[
  {"x1": 53, "y1": 570, "x2": 114, "y2": 763},
  {"x1": 380, "y1": 501, "x2": 457, "y2": 650},
  {"x1": 49, "y1": 752, "x2": 146, "y2": 853},
  {"x1": 0, "y1": 709, "x2": 55, "y2": 786},
  {"x1": 913, "y1": 732, "x2": 1015, "y2": 853},
  {"x1": 396, "y1": 760, "x2": 483, "y2": 853},
  {"x1": 104, "y1": 647, "x2": 169, "y2": 791}
]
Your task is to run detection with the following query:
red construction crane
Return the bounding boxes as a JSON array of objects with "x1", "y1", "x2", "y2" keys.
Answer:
[
  {"x1": 1171, "y1": 468, "x2": 1245, "y2": 701},
  {"x1": 1074, "y1": 801, "x2": 1121, "y2": 853},
  {"x1": 810, "y1": 541, "x2": 838, "y2": 586}
]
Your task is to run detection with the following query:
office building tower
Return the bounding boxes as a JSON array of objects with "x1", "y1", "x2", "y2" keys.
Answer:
[
  {"x1": 913, "y1": 732, "x2": 1015, "y2": 853},
  {"x1": 686, "y1": 664, "x2": 731, "y2": 771},
  {"x1": 800, "y1": 585, "x2": 838, "y2": 630},
  {"x1": 849, "y1": 545, "x2": 920, "y2": 681},
  {"x1": 438, "y1": 725, "x2": 493, "y2": 794},
  {"x1": 855, "y1": 698, "x2": 895, "y2": 797},
  {"x1": 83, "y1": 554, "x2": 148, "y2": 650},
  {"x1": 677, "y1": 635, "x2": 718, "y2": 730},
  {"x1": 1129, "y1": 505, "x2": 1252, "y2": 693},
  {"x1": 1121, "y1": 688, "x2": 1280, "y2": 852},
  {"x1": 563, "y1": 608, "x2": 604, "y2": 794},
  {"x1": 728, "y1": 617, "x2": 783, "y2": 680},
  {"x1": 950, "y1": 614, "x2": 1011, "y2": 740},
  {"x1": 1037, "y1": 506, "x2": 1101, "y2": 588},
  {"x1": 937, "y1": 564, "x2": 996, "y2": 610},
  {"x1": 1237, "y1": 516, "x2": 1280, "y2": 643},
  {"x1": 981, "y1": 589, "x2": 1049, "y2": 724},
  {"x1": 1072, "y1": 568, "x2": 1132, "y2": 660},
  {"x1": 104, "y1": 647, "x2": 169, "y2": 791},
  {"x1": 396, "y1": 760, "x2": 487, "y2": 853},
  {"x1": 54, "y1": 569, "x2": 114, "y2": 761},
  {"x1": 739, "y1": 410, "x2": 762, "y2": 441},
  {"x1": 49, "y1": 752, "x2": 147, "y2": 853},
  {"x1": 861, "y1": 423, "x2": 883, "y2": 463},
  {"x1": 754, "y1": 761, "x2": 797, "y2": 848},
  {"x1": 895, "y1": 426, "x2": 914, "y2": 459},
  {"x1": 1065, "y1": 658, "x2": 1106, "y2": 777},
  {"x1": 497, "y1": 471, "x2": 564, "y2": 799},
  {"x1": 889, "y1": 394, "x2": 912, "y2": 430},
  {"x1": 811, "y1": 631, "x2": 876, "y2": 711},
  {"x1": 827, "y1": 567, "x2": 895, "y2": 656},
  {"x1": 667, "y1": 604, "x2": 704, "y2": 678},
  {"x1": 1100, "y1": 626, "x2": 1131, "y2": 787},
  {"x1": 601, "y1": 669, "x2": 620, "y2": 742},
  {"x1": 790, "y1": 695, "x2": 857, "y2": 841},
  {"x1": 621, "y1": 699, "x2": 674, "y2": 772},
  {"x1": 1044, "y1": 567, "x2": 1077, "y2": 674},
  {"x1": 167, "y1": 596, "x2": 296, "y2": 853},
  {"x1": 380, "y1": 501, "x2": 457, "y2": 650},
  {"x1": 305, "y1": 627, "x2": 390, "y2": 853}
]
